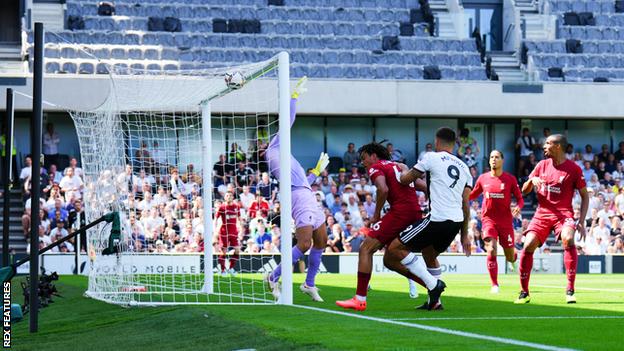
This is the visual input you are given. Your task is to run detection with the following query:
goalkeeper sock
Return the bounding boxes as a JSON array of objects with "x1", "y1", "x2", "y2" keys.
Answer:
[
  {"x1": 305, "y1": 247, "x2": 323, "y2": 287},
  {"x1": 229, "y1": 253, "x2": 239, "y2": 271},
  {"x1": 564, "y1": 245, "x2": 578, "y2": 291},
  {"x1": 270, "y1": 246, "x2": 304, "y2": 283},
  {"x1": 487, "y1": 255, "x2": 498, "y2": 287},
  {"x1": 401, "y1": 253, "x2": 437, "y2": 290}
]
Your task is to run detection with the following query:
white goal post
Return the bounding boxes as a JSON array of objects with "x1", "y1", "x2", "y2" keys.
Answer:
[{"x1": 70, "y1": 52, "x2": 292, "y2": 306}]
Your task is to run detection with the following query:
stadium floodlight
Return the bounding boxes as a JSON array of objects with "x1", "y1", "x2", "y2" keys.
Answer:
[{"x1": 68, "y1": 51, "x2": 292, "y2": 306}]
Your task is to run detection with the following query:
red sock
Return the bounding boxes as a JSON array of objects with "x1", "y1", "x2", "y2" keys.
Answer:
[
  {"x1": 564, "y1": 246, "x2": 578, "y2": 291},
  {"x1": 487, "y1": 255, "x2": 498, "y2": 286},
  {"x1": 229, "y1": 253, "x2": 239, "y2": 271},
  {"x1": 513, "y1": 251, "x2": 518, "y2": 262},
  {"x1": 218, "y1": 255, "x2": 226, "y2": 271},
  {"x1": 519, "y1": 250, "x2": 534, "y2": 294},
  {"x1": 356, "y1": 271, "x2": 372, "y2": 297}
]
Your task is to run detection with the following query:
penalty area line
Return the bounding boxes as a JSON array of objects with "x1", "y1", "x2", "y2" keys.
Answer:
[
  {"x1": 293, "y1": 304, "x2": 578, "y2": 351},
  {"x1": 389, "y1": 316, "x2": 624, "y2": 321}
]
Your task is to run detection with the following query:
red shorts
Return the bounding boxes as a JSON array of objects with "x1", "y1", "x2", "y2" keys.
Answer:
[
  {"x1": 219, "y1": 228, "x2": 239, "y2": 247},
  {"x1": 482, "y1": 219, "x2": 514, "y2": 249},
  {"x1": 369, "y1": 210, "x2": 422, "y2": 246},
  {"x1": 525, "y1": 212, "x2": 576, "y2": 245}
]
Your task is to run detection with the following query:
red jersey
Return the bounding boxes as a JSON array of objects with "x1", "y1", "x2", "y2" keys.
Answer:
[
  {"x1": 529, "y1": 158, "x2": 586, "y2": 216},
  {"x1": 248, "y1": 199, "x2": 269, "y2": 219},
  {"x1": 368, "y1": 160, "x2": 420, "y2": 213},
  {"x1": 470, "y1": 172, "x2": 524, "y2": 223},
  {"x1": 217, "y1": 203, "x2": 240, "y2": 234}
]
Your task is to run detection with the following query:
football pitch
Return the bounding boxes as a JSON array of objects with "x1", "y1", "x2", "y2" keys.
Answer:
[{"x1": 11, "y1": 273, "x2": 624, "y2": 351}]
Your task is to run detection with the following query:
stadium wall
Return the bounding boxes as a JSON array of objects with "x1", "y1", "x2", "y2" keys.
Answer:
[{"x1": 2, "y1": 77, "x2": 624, "y2": 118}]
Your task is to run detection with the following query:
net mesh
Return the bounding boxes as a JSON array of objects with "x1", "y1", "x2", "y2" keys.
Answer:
[{"x1": 69, "y1": 55, "x2": 288, "y2": 305}]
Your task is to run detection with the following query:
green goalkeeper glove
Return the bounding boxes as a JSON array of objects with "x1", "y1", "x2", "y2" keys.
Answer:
[
  {"x1": 291, "y1": 76, "x2": 308, "y2": 99},
  {"x1": 311, "y1": 152, "x2": 329, "y2": 176}
]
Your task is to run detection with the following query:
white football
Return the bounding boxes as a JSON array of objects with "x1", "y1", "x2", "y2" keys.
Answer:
[{"x1": 224, "y1": 71, "x2": 245, "y2": 89}]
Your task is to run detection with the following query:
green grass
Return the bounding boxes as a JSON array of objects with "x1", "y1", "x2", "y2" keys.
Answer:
[{"x1": 10, "y1": 274, "x2": 624, "y2": 350}]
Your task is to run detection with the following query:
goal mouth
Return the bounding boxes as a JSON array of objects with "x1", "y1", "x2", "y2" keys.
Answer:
[{"x1": 68, "y1": 51, "x2": 293, "y2": 306}]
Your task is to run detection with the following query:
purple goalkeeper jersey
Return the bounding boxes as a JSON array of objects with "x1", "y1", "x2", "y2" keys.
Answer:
[{"x1": 266, "y1": 98, "x2": 316, "y2": 190}]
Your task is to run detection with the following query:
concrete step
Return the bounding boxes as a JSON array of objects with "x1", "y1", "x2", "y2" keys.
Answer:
[
  {"x1": 32, "y1": 3, "x2": 65, "y2": 32},
  {"x1": 0, "y1": 45, "x2": 21, "y2": 60},
  {"x1": 495, "y1": 69, "x2": 528, "y2": 82},
  {"x1": 0, "y1": 61, "x2": 26, "y2": 75}
]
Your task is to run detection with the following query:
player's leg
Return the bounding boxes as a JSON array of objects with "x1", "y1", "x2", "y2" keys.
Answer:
[
  {"x1": 335, "y1": 236, "x2": 383, "y2": 310},
  {"x1": 390, "y1": 219, "x2": 448, "y2": 310},
  {"x1": 268, "y1": 225, "x2": 312, "y2": 283},
  {"x1": 484, "y1": 237, "x2": 499, "y2": 292},
  {"x1": 384, "y1": 240, "x2": 434, "y2": 288},
  {"x1": 228, "y1": 243, "x2": 240, "y2": 276},
  {"x1": 300, "y1": 223, "x2": 328, "y2": 302},
  {"x1": 217, "y1": 234, "x2": 227, "y2": 275},
  {"x1": 558, "y1": 221, "x2": 578, "y2": 303},
  {"x1": 515, "y1": 231, "x2": 541, "y2": 303}
]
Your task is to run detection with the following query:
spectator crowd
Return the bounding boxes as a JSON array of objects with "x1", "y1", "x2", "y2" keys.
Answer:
[{"x1": 13, "y1": 123, "x2": 624, "y2": 257}]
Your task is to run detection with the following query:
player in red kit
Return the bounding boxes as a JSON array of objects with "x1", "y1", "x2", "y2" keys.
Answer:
[
  {"x1": 216, "y1": 191, "x2": 242, "y2": 276},
  {"x1": 516, "y1": 134, "x2": 589, "y2": 304},
  {"x1": 470, "y1": 150, "x2": 524, "y2": 293},
  {"x1": 336, "y1": 142, "x2": 427, "y2": 311}
]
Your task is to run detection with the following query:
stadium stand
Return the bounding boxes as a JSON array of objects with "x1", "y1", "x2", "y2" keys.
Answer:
[
  {"x1": 25, "y1": 0, "x2": 487, "y2": 80},
  {"x1": 525, "y1": 0, "x2": 624, "y2": 81}
]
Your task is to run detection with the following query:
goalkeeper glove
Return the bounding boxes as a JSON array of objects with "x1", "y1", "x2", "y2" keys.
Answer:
[
  {"x1": 291, "y1": 76, "x2": 308, "y2": 99},
  {"x1": 311, "y1": 152, "x2": 329, "y2": 176}
]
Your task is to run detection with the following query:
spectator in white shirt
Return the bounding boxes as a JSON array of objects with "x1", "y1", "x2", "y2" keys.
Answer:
[
  {"x1": 19, "y1": 156, "x2": 32, "y2": 182},
  {"x1": 48, "y1": 164, "x2": 63, "y2": 184},
  {"x1": 65, "y1": 157, "x2": 84, "y2": 179},
  {"x1": 355, "y1": 177, "x2": 375, "y2": 201},
  {"x1": 170, "y1": 168, "x2": 188, "y2": 197},
  {"x1": 582, "y1": 144, "x2": 595, "y2": 163},
  {"x1": 418, "y1": 143, "x2": 434, "y2": 161},
  {"x1": 515, "y1": 128, "x2": 536, "y2": 160},
  {"x1": 153, "y1": 186, "x2": 169, "y2": 206},
  {"x1": 59, "y1": 167, "x2": 84, "y2": 202},
  {"x1": 49, "y1": 220, "x2": 69, "y2": 240},
  {"x1": 239, "y1": 185, "x2": 255, "y2": 211},
  {"x1": 133, "y1": 169, "x2": 155, "y2": 195}
]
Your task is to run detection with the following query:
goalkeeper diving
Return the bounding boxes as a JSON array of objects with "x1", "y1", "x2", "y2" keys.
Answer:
[{"x1": 264, "y1": 77, "x2": 329, "y2": 302}]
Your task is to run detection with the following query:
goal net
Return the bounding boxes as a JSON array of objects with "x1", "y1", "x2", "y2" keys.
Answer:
[{"x1": 70, "y1": 52, "x2": 293, "y2": 305}]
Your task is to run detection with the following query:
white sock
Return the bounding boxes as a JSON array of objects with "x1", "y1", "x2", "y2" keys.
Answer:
[
  {"x1": 401, "y1": 253, "x2": 437, "y2": 290},
  {"x1": 428, "y1": 267, "x2": 442, "y2": 280},
  {"x1": 355, "y1": 295, "x2": 366, "y2": 302}
]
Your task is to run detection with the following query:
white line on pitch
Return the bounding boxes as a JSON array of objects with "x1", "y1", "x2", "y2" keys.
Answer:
[
  {"x1": 532, "y1": 285, "x2": 624, "y2": 293},
  {"x1": 389, "y1": 316, "x2": 624, "y2": 321},
  {"x1": 293, "y1": 304, "x2": 577, "y2": 351}
]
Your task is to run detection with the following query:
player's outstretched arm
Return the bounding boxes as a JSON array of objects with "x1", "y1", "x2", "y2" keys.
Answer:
[
  {"x1": 469, "y1": 177, "x2": 482, "y2": 200},
  {"x1": 578, "y1": 187, "x2": 590, "y2": 240},
  {"x1": 398, "y1": 163, "x2": 426, "y2": 191},
  {"x1": 461, "y1": 186, "x2": 472, "y2": 256},
  {"x1": 399, "y1": 167, "x2": 423, "y2": 186},
  {"x1": 306, "y1": 152, "x2": 329, "y2": 185}
]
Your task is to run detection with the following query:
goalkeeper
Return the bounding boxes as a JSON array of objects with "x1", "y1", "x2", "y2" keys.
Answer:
[{"x1": 265, "y1": 77, "x2": 328, "y2": 302}]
